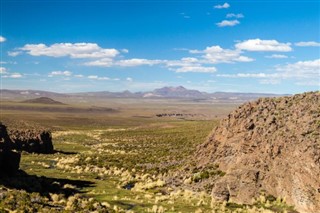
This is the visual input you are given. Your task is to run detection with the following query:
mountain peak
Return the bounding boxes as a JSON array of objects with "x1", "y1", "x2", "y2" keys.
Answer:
[{"x1": 151, "y1": 86, "x2": 204, "y2": 98}]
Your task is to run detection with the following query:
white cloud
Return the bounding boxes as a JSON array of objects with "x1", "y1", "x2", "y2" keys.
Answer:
[
  {"x1": 276, "y1": 58, "x2": 320, "y2": 78},
  {"x1": 49, "y1": 70, "x2": 72, "y2": 77},
  {"x1": 0, "y1": 36, "x2": 6, "y2": 42},
  {"x1": 88, "y1": 75, "x2": 98, "y2": 79},
  {"x1": 217, "y1": 73, "x2": 280, "y2": 78},
  {"x1": 4, "y1": 73, "x2": 23, "y2": 78},
  {"x1": 294, "y1": 41, "x2": 320, "y2": 47},
  {"x1": 235, "y1": 39, "x2": 292, "y2": 52},
  {"x1": 217, "y1": 59, "x2": 320, "y2": 82},
  {"x1": 88, "y1": 75, "x2": 109, "y2": 80},
  {"x1": 116, "y1": 58, "x2": 162, "y2": 67},
  {"x1": 98, "y1": 77, "x2": 110, "y2": 80},
  {"x1": 214, "y1": 3, "x2": 230, "y2": 9},
  {"x1": 74, "y1": 74, "x2": 84, "y2": 78},
  {"x1": 84, "y1": 58, "x2": 163, "y2": 67},
  {"x1": 0, "y1": 67, "x2": 7, "y2": 74},
  {"x1": 216, "y1": 20, "x2": 240, "y2": 27},
  {"x1": 84, "y1": 58, "x2": 113, "y2": 67},
  {"x1": 121, "y1": 49, "x2": 129, "y2": 53},
  {"x1": 265, "y1": 54, "x2": 288, "y2": 59},
  {"x1": 190, "y1": 45, "x2": 254, "y2": 63},
  {"x1": 226, "y1": 13, "x2": 244, "y2": 18},
  {"x1": 126, "y1": 77, "x2": 133, "y2": 81},
  {"x1": 165, "y1": 57, "x2": 215, "y2": 73},
  {"x1": 20, "y1": 43, "x2": 119, "y2": 59},
  {"x1": 165, "y1": 57, "x2": 199, "y2": 67},
  {"x1": 165, "y1": 46, "x2": 253, "y2": 73},
  {"x1": 8, "y1": 51, "x2": 22, "y2": 57},
  {"x1": 11, "y1": 73, "x2": 23, "y2": 78},
  {"x1": 175, "y1": 66, "x2": 217, "y2": 73}
]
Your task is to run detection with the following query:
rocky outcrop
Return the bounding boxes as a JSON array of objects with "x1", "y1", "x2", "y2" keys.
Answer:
[
  {"x1": 0, "y1": 123, "x2": 21, "y2": 175},
  {"x1": 1, "y1": 120, "x2": 54, "y2": 154},
  {"x1": 196, "y1": 92, "x2": 320, "y2": 213},
  {"x1": 8, "y1": 129, "x2": 54, "y2": 154}
]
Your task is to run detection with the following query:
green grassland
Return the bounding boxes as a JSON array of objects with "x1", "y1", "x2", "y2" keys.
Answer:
[{"x1": 0, "y1": 99, "x2": 296, "y2": 212}]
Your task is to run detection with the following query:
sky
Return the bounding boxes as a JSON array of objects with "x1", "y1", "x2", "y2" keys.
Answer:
[{"x1": 0, "y1": 0, "x2": 319, "y2": 94}]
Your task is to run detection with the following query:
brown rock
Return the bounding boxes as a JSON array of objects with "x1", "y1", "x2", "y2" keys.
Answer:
[{"x1": 196, "y1": 92, "x2": 320, "y2": 213}]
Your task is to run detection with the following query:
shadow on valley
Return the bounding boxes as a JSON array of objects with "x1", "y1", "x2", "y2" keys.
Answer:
[
  {"x1": 53, "y1": 149, "x2": 78, "y2": 155},
  {"x1": 0, "y1": 170, "x2": 94, "y2": 197}
]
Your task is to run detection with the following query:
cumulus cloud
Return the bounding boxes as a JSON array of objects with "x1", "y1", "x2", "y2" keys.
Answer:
[
  {"x1": 20, "y1": 43, "x2": 119, "y2": 59},
  {"x1": 235, "y1": 39, "x2": 292, "y2": 52},
  {"x1": 216, "y1": 20, "x2": 240, "y2": 27},
  {"x1": 174, "y1": 66, "x2": 217, "y2": 73},
  {"x1": 165, "y1": 57, "x2": 215, "y2": 73},
  {"x1": 214, "y1": 3, "x2": 230, "y2": 9},
  {"x1": 164, "y1": 45, "x2": 253, "y2": 73},
  {"x1": 116, "y1": 58, "x2": 162, "y2": 67},
  {"x1": 226, "y1": 13, "x2": 244, "y2": 18},
  {"x1": 10, "y1": 73, "x2": 23, "y2": 78},
  {"x1": 276, "y1": 58, "x2": 320, "y2": 78},
  {"x1": 190, "y1": 45, "x2": 254, "y2": 63},
  {"x1": 217, "y1": 59, "x2": 320, "y2": 82},
  {"x1": 165, "y1": 57, "x2": 198, "y2": 67},
  {"x1": 0, "y1": 36, "x2": 6, "y2": 42},
  {"x1": 295, "y1": 41, "x2": 320, "y2": 47},
  {"x1": 49, "y1": 70, "x2": 72, "y2": 77},
  {"x1": 84, "y1": 58, "x2": 162, "y2": 67},
  {"x1": 84, "y1": 58, "x2": 114, "y2": 67},
  {"x1": 265, "y1": 54, "x2": 288, "y2": 59}
]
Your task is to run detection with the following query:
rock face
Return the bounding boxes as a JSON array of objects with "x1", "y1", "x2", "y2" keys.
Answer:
[
  {"x1": 1, "y1": 120, "x2": 54, "y2": 154},
  {"x1": 8, "y1": 129, "x2": 54, "y2": 154},
  {"x1": 0, "y1": 123, "x2": 21, "y2": 175},
  {"x1": 196, "y1": 92, "x2": 320, "y2": 213}
]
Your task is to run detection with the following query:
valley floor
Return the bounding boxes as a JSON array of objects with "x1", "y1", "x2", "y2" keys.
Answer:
[{"x1": 0, "y1": 100, "x2": 296, "y2": 212}]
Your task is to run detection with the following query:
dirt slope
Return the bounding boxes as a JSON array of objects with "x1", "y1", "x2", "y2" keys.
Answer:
[{"x1": 196, "y1": 92, "x2": 320, "y2": 213}]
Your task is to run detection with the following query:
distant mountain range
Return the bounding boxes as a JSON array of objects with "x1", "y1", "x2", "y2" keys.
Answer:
[{"x1": 0, "y1": 86, "x2": 286, "y2": 102}]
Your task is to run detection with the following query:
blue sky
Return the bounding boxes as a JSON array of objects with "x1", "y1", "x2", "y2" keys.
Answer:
[{"x1": 0, "y1": 0, "x2": 319, "y2": 94}]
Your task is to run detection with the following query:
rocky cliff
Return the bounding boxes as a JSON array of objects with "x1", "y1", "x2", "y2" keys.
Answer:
[{"x1": 196, "y1": 92, "x2": 320, "y2": 213}]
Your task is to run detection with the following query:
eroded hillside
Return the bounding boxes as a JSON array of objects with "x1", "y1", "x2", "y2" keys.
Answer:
[{"x1": 195, "y1": 92, "x2": 320, "y2": 213}]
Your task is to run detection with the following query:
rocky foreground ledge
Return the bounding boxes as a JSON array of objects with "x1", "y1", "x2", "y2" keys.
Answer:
[
  {"x1": 0, "y1": 121, "x2": 54, "y2": 175},
  {"x1": 196, "y1": 91, "x2": 320, "y2": 213}
]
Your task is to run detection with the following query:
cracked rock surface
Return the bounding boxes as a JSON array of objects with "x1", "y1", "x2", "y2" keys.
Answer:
[{"x1": 196, "y1": 92, "x2": 320, "y2": 213}]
